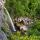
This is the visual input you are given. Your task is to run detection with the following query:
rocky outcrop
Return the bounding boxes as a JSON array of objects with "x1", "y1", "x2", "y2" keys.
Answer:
[
  {"x1": 14, "y1": 17, "x2": 33, "y2": 31},
  {"x1": 0, "y1": 0, "x2": 8, "y2": 40}
]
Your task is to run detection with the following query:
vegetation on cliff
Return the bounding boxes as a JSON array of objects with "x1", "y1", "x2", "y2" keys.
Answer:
[{"x1": 0, "y1": 0, "x2": 40, "y2": 40}]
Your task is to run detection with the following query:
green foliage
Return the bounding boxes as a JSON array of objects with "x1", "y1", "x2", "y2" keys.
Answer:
[
  {"x1": 3, "y1": 0, "x2": 40, "y2": 40},
  {"x1": 2, "y1": 19, "x2": 40, "y2": 40},
  {"x1": 28, "y1": 19, "x2": 40, "y2": 36},
  {"x1": 5, "y1": 0, "x2": 40, "y2": 18}
]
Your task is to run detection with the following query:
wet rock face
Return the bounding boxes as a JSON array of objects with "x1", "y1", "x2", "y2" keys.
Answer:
[
  {"x1": 0, "y1": 0, "x2": 8, "y2": 40},
  {"x1": 0, "y1": 30, "x2": 8, "y2": 40},
  {"x1": 0, "y1": 9, "x2": 4, "y2": 27},
  {"x1": 0, "y1": 0, "x2": 4, "y2": 27},
  {"x1": 0, "y1": 0, "x2": 4, "y2": 10}
]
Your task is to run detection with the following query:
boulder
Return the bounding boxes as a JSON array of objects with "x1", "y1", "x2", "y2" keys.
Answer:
[
  {"x1": 14, "y1": 17, "x2": 33, "y2": 31},
  {"x1": 14, "y1": 17, "x2": 33, "y2": 26}
]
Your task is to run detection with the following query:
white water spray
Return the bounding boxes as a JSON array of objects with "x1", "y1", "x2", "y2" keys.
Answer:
[
  {"x1": 0, "y1": 0, "x2": 16, "y2": 31},
  {"x1": 4, "y1": 7, "x2": 16, "y2": 31}
]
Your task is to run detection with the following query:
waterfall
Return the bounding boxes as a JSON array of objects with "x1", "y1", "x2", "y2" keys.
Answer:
[
  {"x1": 4, "y1": 7, "x2": 16, "y2": 31},
  {"x1": 0, "y1": 0, "x2": 16, "y2": 31}
]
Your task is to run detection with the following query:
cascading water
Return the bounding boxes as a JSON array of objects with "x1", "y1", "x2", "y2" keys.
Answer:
[
  {"x1": 4, "y1": 7, "x2": 16, "y2": 31},
  {"x1": 0, "y1": 0, "x2": 16, "y2": 31}
]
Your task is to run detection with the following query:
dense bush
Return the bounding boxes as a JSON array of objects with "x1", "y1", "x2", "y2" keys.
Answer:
[{"x1": 5, "y1": 0, "x2": 40, "y2": 18}]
